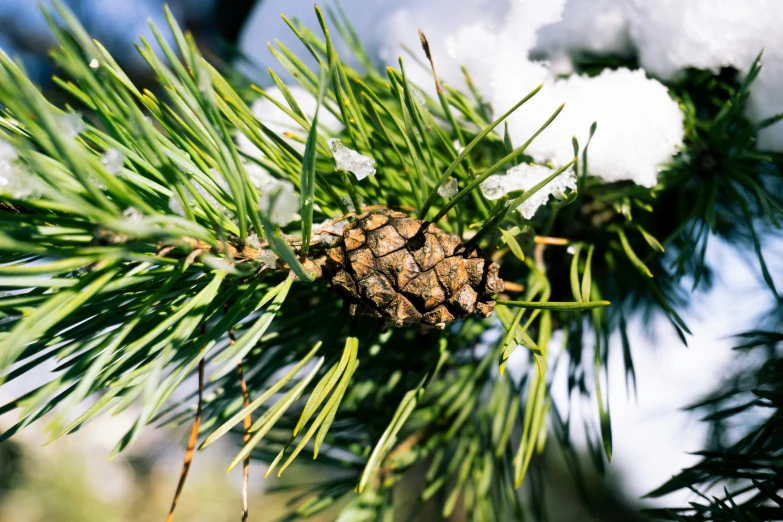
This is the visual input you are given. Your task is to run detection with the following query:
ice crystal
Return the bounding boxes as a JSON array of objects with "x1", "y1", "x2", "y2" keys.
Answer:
[
  {"x1": 0, "y1": 139, "x2": 40, "y2": 199},
  {"x1": 437, "y1": 177, "x2": 459, "y2": 198},
  {"x1": 328, "y1": 139, "x2": 376, "y2": 181}
]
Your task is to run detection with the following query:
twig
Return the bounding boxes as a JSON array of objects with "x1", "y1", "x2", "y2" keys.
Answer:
[
  {"x1": 165, "y1": 357, "x2": 205, "y2": 522},
  {"x1": 234, "y1": 327, "x2": 252, "y2": 522},
  {"x1": 533, "y1": 235, "x2": 570, "y2": 246},
  {"x1": 534, "y1": 243, "x2": 546, "y2": 271},
  {"x1": 503, "y1": 281, "x2": 525, "y2": 293},
  {"x1": 377, "y1": 430, "x2": 428, "y2": 487}
]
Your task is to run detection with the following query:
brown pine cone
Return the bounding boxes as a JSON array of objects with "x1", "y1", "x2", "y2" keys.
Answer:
[{"x1": 321, "y1": 209, "x2": 503, "y2": 329}]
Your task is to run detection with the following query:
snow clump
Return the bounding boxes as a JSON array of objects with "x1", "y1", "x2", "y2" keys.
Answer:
[
  {"x1": 101, "y1": 149, "x2": 125, "y2": 175},
  {"x1": 328, "y1": 138, "x2": 376, "y2": 181},
  {"x1": 247, "y1": 163, "x2": 299, "y2": 226},
  {"x1": 481, "y1": 163, "x2": 577, "y2": 219}
]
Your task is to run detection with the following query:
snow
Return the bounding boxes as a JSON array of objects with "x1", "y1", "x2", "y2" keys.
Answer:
[
  {"x1": 246, "y1": 232, "x2": 261, "y2": 249},
  {"x1": 244, "y1": 163, "x2": 276, "y2": 190},
  {"x1": 122, "y1": 207, "x2": 143, "y2": 223},
  {"x1": 328, "y1": 139, "x2": 376, "y2": 181},
  {"x1": 237, "y1": 86, "x2": 343, "y2": 157},
  {"x1": 0, "y1": 138, "x2": 40, "y2": 199},
  {"x1": 60, "y1": 113, "x2": 86, "y2": 137},
  {"x1": 437, "y1": 177, "x2": 458, "y2": 198},
  {"x1": 243, "y1": 162, "x2": 299, "y2": 226},
  {"x1": 258, "y1": 177, "x2": 299, "y2": 227},
  {"x1": 101, "y1": 149, "x2": 125, "y2": 175},
  {"x1": 0, "y1": 138, "x2": 17, "y2": 164},
  {"x1": 501, "y1": 68, "x2": 683, "y2": 188},
  {"x1": 241, "y1": 0, "x2": 783, "y2": 181},
  {"x1": 257, "y1": 248, "x2": 278, "y2": 268},
  {"x1": 533, "y1": 0, "x2": 783, "y2": 150},
  {"x1": 531, "y1": 0, "x2": 633, "y2": 65},
  {"x1": 168, "y1": 195, "x2": 186, "y2": 217},
  {"x1": 382, "y1": 0, "x2": 684, "y2": 187},
  {"x1": 481, "y1": 163, "x2": 577, "y2": 219}
]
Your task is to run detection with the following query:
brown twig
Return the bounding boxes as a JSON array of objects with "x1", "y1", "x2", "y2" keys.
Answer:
[
  {"x1": 233, "y1": 326, "x2": 252, "y2": 522},
  {"x1": 503, "y1": 281, "x2": 525, "y2": 293},
  {"x1": 237, "y1": 360, "x2": 252, "y2": 521},
  {"x1": 164, "y1": 357, "x2": 205, "y2": 522},
  {"x1": 533, "y1": 235, "x2": 570, "y2": 246},
  {"x1": 377, "y1": 430, "x2": 428, "y2": 487},
  {"x1": 534, "y1": 243, "x2": 547, "y2": 271}
]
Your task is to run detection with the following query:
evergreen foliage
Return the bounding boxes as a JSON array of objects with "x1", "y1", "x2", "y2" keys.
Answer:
[{"x1": 0, "y1": 2, "x2": 780, "y2": 520}]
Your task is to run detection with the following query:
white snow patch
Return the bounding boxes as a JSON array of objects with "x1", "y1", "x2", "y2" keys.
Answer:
[
  {"x1": 481, "y1": 163, "x2": 577, "y2": 219},
  {"x1": 60, "y1": 112, "x2": 86, "y2": 137},
  {"x1": 244, "y1": 163, "x2": 299, "y2": 226},
  {"x1": 237, "y1": 86, "x2": 343, "y2": 157},
  {"x1": 168, "y1": 195, "x2": 186, "y2": 217},
  {"x1": 437, "y1": 177, "x2": 458, "y2": 198},
  {"x1": 328, "y1": 138, "x2": 376, "y2": 181},
  {"x1": 0, "y1": 139, "x2": 40, "y2": 199},
  {"x1": 501, "y1": 68, "x2": 683, "y2": 187},
  {"x1": 122, "y1": 207, "x2": 143, "y2": 223},
  {"x1": 101, "y1": 149, "x2": 125, "y2": 175},
  {"x1": 258, "y1": 178, "x2": 299, "y2": 227},
  {"x1": 534, "y1": 0, "x2": 783, "y2": 150},
  {"x1": 257, "y1": 248, "x2": 278, "y2": 268},
  {"x1": 246, "y1": 232, "x2": 261, "y2": 249},
  {"x1": 0, "y1": 139, "x2": 17, "y2": 163}
]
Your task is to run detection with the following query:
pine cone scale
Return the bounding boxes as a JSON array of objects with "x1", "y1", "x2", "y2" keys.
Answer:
[{"x1": 325, "y1": 209, "x2": 502, "y2": 329}]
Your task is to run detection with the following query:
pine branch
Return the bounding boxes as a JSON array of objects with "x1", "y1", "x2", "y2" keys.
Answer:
[{"x1": 0, "y1": 1, "x2": 779, "y2": 520}]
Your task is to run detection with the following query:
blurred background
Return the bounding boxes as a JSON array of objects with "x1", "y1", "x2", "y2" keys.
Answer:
[{"x1": 1, "y1": 1, "x2": 781, "y2": 520}]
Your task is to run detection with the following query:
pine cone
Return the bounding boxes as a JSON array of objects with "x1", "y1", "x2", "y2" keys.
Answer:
[{"x1": 322, "y1": 209, "x2": 503, "y2": 329}]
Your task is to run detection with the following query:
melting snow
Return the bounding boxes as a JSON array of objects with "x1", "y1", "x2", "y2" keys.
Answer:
[{"x1": 328, "y1": 139, "x2": 376, "y2": 181}]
